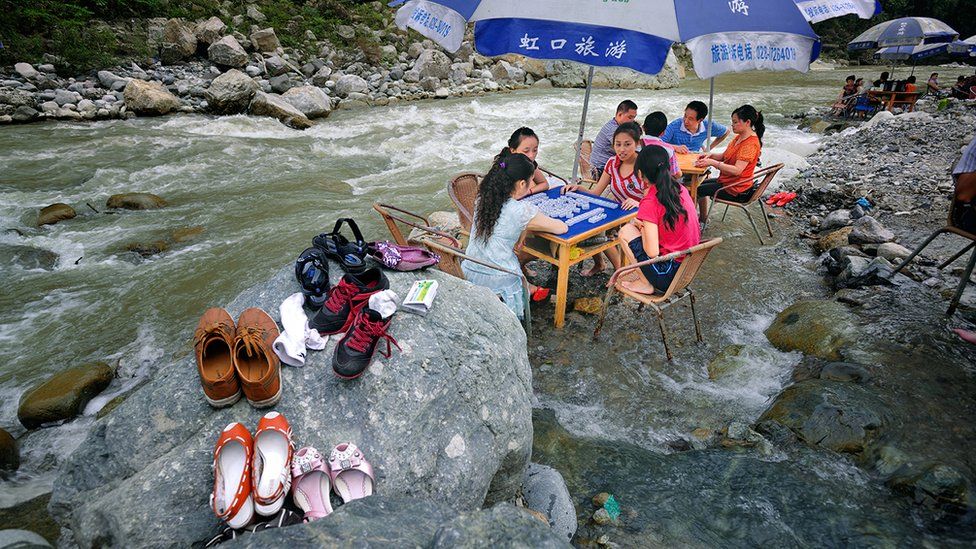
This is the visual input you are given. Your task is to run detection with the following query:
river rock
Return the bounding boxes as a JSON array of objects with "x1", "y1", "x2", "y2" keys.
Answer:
[
  {"x1": 758, "y1": 379, "x2": 888, "y2": 456},
  {"x1": 269, "y1": 74, "x2": 297, "y2": 94},
  {"x1": 0, "y1": 244, "x2": 58, "y2": 270},
  {"x1": 522, "y1": 463, "x2": 577, "y2": 542},
  {"x1": 106, "y1": 192, "x2": 167, "y2": 210},
  {"x1": 12, "y1": 106, "x2": 38, "y2": 123},
  {"x1": 53, "y1": 89, "x2": 79, "y2": 107},
  {"x1": 50, "y1": 265, "x2": 533, "y2": 547},
  {"x1": 848, "y1": 216, "x2": 895, "y2": 245},
  {"x1": 263, "y1": 55, "x2": 287, "y2": 76},
  {"x1": 0, "y1": 88, "x2": 36, "y2": 108},
  {"x1": 765, "y1": 300, "x2": 859, "y2": 361},
  {"x1": 491, "y1": 60, "x2": 524, "y2": 83},
  {"x1": 14, "y1": 62, "x2": 39, "y2": 80},
  {"x1": 706, "y1": 344, "x2": 779, "y2": 380},
  {"x1": 207, "y1": 35, "x2": 248, "y2": 68},
  {"x1": 0, "y1": 530, "x2": 51, "y2": 548},
  {"x1": 37, "y1": 203, "x2": 76, "y2": 226},
  {"x1": 123, "y1": 80, "x2": 180, "y2": 116},
  {"x1": 205, "y1": 68, "x2": 258, "y2": 114},
  {"x1": 311, "y1": 65, "x2": 333, "y2": 87},
  {"x1": 246, "y1": 4, "x2": 266, "y2": 22},
  {"x1": 876, "y1": 242, "x2": 911, "y2": 263},
  {"x1": 334, "y1": 74, "x2": 368, "y2": 96},
  {"x1": 821, "y1": 209, "x2": 851, "y2": 231},
  {"x1": 431, "y1": 502, "x2": 571, "y2": 548},
  {"x1": 415, "y1": 49, "x2": 451, "y2": 80},
  {"x1": 249, "y1": 91, "x2": 312, "y2": 129},
  {"x1": 816, "y1": 226, "x2": 853, "y2": 253},
  {"x1": 160, "y1": 18, "x2": 197, "y2": 64},
  {"x1": 17, "y1": 362, "x2": 114, "y2": 429},
  {"x1": 249, "y1": 28, "x2": 281, "y2": 53},
  {"x1": 819, "y1": 362, "x2": 871, "y2": 384},
  {"x1": 282, "y1": 86, "x2": 331, "y2": 119},
  {"x1": 97, "y1": 70, "x2": 124, "y2": 89},
  {"x1": 0, "y1": 428, "x2": 18, "y2": 473},
  {"x1": 194, "y1": 16, "x2": 226, "y2": 45},
  {"x1": 835, "y1": 256, "x2": 896, "y2": 289}
]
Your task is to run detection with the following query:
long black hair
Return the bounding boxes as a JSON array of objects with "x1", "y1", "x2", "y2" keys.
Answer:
[
  {"x1": 732, "y1": 104, "x2": 765, "y2": 146},
  {"x1": 635, "y1": 145, "x2": 687, "y2": 231},
  {"x1": 474, "y1": 151, "x2": 536, "y2": 242},
  {"x1": 496, "y1": 127, "x2": 538, "y2": 161}
]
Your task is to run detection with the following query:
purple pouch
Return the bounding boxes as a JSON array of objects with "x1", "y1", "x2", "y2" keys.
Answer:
[{"x1": 368, "y1": 241, "x2": 440, "y2": 271}]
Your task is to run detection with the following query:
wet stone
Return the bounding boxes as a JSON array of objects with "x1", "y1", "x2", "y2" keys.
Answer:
[
  {"x1": 0, "y1": 428, "x2": 18, "y2": 474},
  {"x1": 819, "y1": 362, "x2": 871, "y2": 384},
  {"x1": 0, "y1": 244, "x2": 58, "y2": 270},
  {"x1": 106, "y1": 192, "x2": 167, "y2": 210},
  {"x1": 17, "y1": 362, "x2": 114, "y2": 429},
  {"x1": 765, "y1": 300, "x2": 860, "y2": 361},
  {"x1": 37, "y1": 203, "x2": 76, "y2": 226}
]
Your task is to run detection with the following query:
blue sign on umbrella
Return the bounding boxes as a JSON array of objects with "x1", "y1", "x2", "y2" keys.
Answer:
[{"x1": 793, "y1": 0, "x2": 879, "y2": 24}]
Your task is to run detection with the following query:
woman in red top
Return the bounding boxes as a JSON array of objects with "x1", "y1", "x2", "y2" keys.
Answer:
[
  {"x1": 618, "y1": 145, "x2": 701, "y2": 295},
  {"x1": 694, "y1": 105, "x2": 764, "y2": 223}
]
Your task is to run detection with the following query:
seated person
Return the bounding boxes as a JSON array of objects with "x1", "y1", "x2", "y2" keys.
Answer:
[
  {"x1": 662, "y1": 100, "x2": 730, "y2": 154},
  {"x1": 463, "y1": 153, "x2": 568, "y2": 319},
  {"x1": 694, "y1": 105, "x2": 764, "y2": 223},
  {"x1": 563, "y1": 122, "x2": 644, "y2": 276},
  {"x1": 591, "y1": 100, "x2": 638, "y2": 179},
  {"x1": 831, "y1": 75, "x2": 859, "y2": 115},
  {"x1": 640, "y1": 111, "x2": 682, "y2": 178},
  {"x1": 927, "y1": 72, "x2": 942, "y2": 96},
  {"x1": 952, "y1": 135, "x2": 976, "y2": 235},
  {"x1": 871, "y1": 71, "x2": 889, "y2": 91},
  {"x1": 903, "y1": 76, "x2": 917, "y2": 93},
  {"x1": 495, "y1": 127, "x2": 551, "y2": 194},
  {"x1": 950, "y1": 75, "x2": 969, "y2": 99},
  {"x1": 617, "y1": 145, "x2": 701, "y2": 295}
]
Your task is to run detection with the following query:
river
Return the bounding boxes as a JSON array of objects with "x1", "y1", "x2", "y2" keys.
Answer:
[{"x1": 1, "y1": 65, "x2": 973, "y2": 542}]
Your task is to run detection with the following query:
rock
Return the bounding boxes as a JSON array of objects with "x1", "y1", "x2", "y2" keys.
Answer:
[
  {"x1": 53, "y1": 89, "x2": 78, "y2": 107},
  {"x1": 170, "y1": 226, "x2": 205, "y2": 243},
  {"x1": 431, "y1": 502, "x2": 571, "y2": 548},
  {"x1": 849, "y1": 216, "x2": 895, "y2": 245},
  {"x1": 765, "y1": 300, "x2": 860, "y2": 361},
  {"x1": 337, "y1": 25, "x2": 356, "y2": 39},
  {"x1": 311, "y1": 66, "x2": 333, "y2": 87},
  {"x1": 759, "y1": 379, "x2": 887, "y2": 456},
  {"x1": 706, "y1": 344, "x2": 778, "y2": 380},
  {"x1": 819, "y1": 362, "x2": 871, "y2": 384},
  {"x1": 123, "y1": 80, "x2": 180, "y2": 116},
  {"x1": 205, "y1": 68, "x2": 258, "y2": 114},
  {"x1": 281, "y1": 86, "x2": 331, "y2": 119},
  {"x1": 546, "y1": 56, "x2": 680, "y2": 89},
  {"x1": 11, "y1": 106, "x2": 38, "y2": 123},
  {"x1": 0, "y1": 88, "x2": 36, "y2": 107},
  {"x1": 816, "y1": 226, "x2": 853, "y2": 253},
  {"x1": 532, "y1": 78, "x2": 554, "y2": 88},
  {"x1": 207, "y1": 35, "x2": 248, "y2": 68},
  {"x1": 17, "y1": 362, "x2": 114, "y2": 429},
  {"x1": 125, "y1": 240, "x2": 170, "y2": 257},
  {"x1": 76, "y1": 99, "x2": 95, "y2": 113},
  {"x1": 269, "y1": 74, "x2": 297, "y2": 94},
  {"x1": 0, "y1": 244, "x2": 59, "y2": 270},
  {"x1": 522, "y1": 463, "x2": 577, "y2": 542},
  {"x1": 592, "y1": 508, "x2": 612, "y2": 525},
  {"x1": 97, "y1": 71, "x2": 125, "y2": 90},
  {"x1": 821, "y1": 209, "x2": 851, "y2": 231},
  {"x1": 246, "y1": 4, "x2": 266, "y2": 22},
  {"x1": 573, "y1": 297, "x2": 603, "y2": 315},
  {"x1": 106, "y1": 192, "x2": 167, "y2": 210},
  {"x1": 836, "y1": 256, "x2": 896, "y2": 289},
  {"x1": 0, "y1": 530, "x2": 51, "y2": 548},
  {"x1": 249, "y1": 91, "x2": 312, "y2": 129},
  {"x1": 160, "y1": 18, "x2": 197, "y2": 64},
  {"x1": 434, "y1": 87, "x2": 450, "y2": 99},
  {"x1": 50, "y1": 266, "x2": 533, "y2": 547},
  {"x1": 195, "y1": 16, "x2": 226, "y2": 44},
  {"x1": 876, "y1": 242, "x2": 911, "y2": 263},
  {"x1": 37, "y1": 203, "x2": 76, "y2": 226},
  {"x1": 403, "y1": 69, "x2": 421, "y2": 83},
  {"x1": 415, "y1": 49, "x2": 451, "y2": 80},
  {"x1": 249, "y1": 28, "x2": 281, "y2": 53},
  {"x1": 592, "y1": 492, "x2": 610, "y2": 507},
  {"x1": 895, "y1": 463, "x2": 971, "y2": 510},
  {"x1": 334, "y1": 74, "x2": 369, "y2": 96},
  {"x1": 263, "y1": 55, "x2": 287, "y2": 76},
  {"x1": 14, "y1": 62, "x2": 39, "y2": 80},
  {"x1": 0, "y1": 428, "x2": 18, "y2": 474},
  {"x1": 491, "y1": 60, "x2": 525, "y2": 82}
]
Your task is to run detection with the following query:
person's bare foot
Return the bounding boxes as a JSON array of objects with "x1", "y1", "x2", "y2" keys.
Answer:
[
  {"x1": 620, "y1": 278, "x2": 656, "y2": 295},
  {"x1": 580, "y1": 261, "x2": 606, "y2": 277},
  {"x1": 953, "y1": 328, "x2": 976, "y2": 345}
]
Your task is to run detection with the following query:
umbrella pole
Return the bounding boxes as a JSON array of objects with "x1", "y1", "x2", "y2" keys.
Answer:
[
  {"x1": 706, "y1": 77, "x2": 715, "y2": 153},
  {"x1": 572, "y1": 66, "x2": 595, "y2": 182}
]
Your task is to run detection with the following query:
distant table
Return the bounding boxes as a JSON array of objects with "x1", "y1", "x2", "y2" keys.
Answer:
[
  {"x1": 867, "y1": 90, "x2": 920, "y2": 112},
  {"x1": 520, "y1": 188, "x2": 637, "y2": 328},
  {"x1": 676, "y1": 153, "x2": 710, "y2": 202}
]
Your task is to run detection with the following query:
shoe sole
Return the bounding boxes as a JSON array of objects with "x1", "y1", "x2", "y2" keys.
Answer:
[
  {"x1": 333, "y1": 343, "x2": 383, "y2": 381},
  {"x1": 206, "y1": 389, "x2": 242, "y2": 408},
  {"x1": 247, "y1": 370, "x2": 283, "y2": 409}
]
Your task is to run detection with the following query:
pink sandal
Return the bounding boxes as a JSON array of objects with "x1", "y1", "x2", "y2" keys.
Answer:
[
  {"x1": 291, "y1": 446, "x2": 334, "y2": 522},
  {"x1": 327, "y1": 443, "x2": 375, "y2": 503}
]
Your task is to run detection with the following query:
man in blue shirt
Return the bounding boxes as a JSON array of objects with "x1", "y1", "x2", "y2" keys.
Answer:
[
  {"x1": 661, "y1": 100, "x2": 731, "y2": 153},
  {"x1": 590, "y1": 100, "x2": 638, "y2": 179}
]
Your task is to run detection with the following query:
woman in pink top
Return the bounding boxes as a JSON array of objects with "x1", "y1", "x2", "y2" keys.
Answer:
[{"x1": 618, "y1": 145, "x2": 701, "y2": 295}]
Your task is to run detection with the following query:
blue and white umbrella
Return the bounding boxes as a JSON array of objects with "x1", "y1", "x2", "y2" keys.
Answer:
[
  {"x1": 965, "y1": 35, "x2": 976, "y2": 57},
  {"x1": 794, "y1": 0, "x2": 880, "y2": 24},
  {"x1": 848, "y1": 16, "x2": 958, "y2": 51},
  {"x1": 874, "y1": 40, "x2": 972, "y2": 62}
]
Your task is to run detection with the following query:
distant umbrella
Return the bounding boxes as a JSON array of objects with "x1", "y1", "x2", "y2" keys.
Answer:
[
  {"x1": 848, "y1": 17, "x2": 958, "y2": 50},
  {"x1": 874, "y1": 40, "x2": 972, "y2": 62},
  {"x1": 793, "y1": 0, "x2": 879, "y2": 24},
  {"x1": 965, "y1": 35, "x2": 976, "y2": 56}
]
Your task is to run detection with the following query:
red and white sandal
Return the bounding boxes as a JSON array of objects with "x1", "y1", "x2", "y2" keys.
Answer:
[
  {"x1": 211, "y1": 422, "x2": 254, "y2": 529},
  {"x1": 252, "y1": 411, "x2": 293, "y2": 517},
  {"x1": 327, "y1": 443, "x2": 375, "y2": 503}
]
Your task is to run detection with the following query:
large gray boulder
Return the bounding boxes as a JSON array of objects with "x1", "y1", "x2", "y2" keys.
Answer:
[
  {"x1": 546, "y1": 50, "x2": 681, "y2": 89},
  {"x1": 205, "y1": 69, "x2": 258, "y2": 114},
  {"x1": 51, "y1": 266, "x2": 534, "y2": 547},
  {"x1": 249, "y1": 28, "x2": 281, "y2": 53},
  {"x1": 249, "y1": 91, "x2": 312, "y2": 129},
  {"x1": 848, "y1": 215, "x2": 895, "y2": 245},
  {"x1": 522, "y1": 463, "x2": 577, "y2": 542},
  {"x1": 765, "y1": 300, "x2": 861, "y2": 361},
  {"x1": 415, "y1": 49, "x2": 452, "y2": 80},
  {"x1": 282, "y1": 86, "x2": 331, "y2": 119},
  {"x1": 334, "y1": 74, "x2": 368, "y2": 96},
  {"x1": 14, "y1": 62, "x2": 40, "y2": 80},
  {"x1": 207, "y1": 36, "x2": 248, "y2": 68},
  {"x1": 123, "y1": 80, "x2": 180, "y2": 116},
  {"x1": 194, "y1": 16, "x2": 227, "y2": 45},
  {"x1": 159, "y1": 18, "x2": 198, "y2": 64}
]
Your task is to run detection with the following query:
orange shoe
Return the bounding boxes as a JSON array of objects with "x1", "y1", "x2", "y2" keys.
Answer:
[
  {"x1": 193, "y1": 308, "x2": 240, "y2": 408},
  {"x1": 211, "y1": 422, "x2": 254, "y2": 529},
  {"x1": 252, "y1": 411, "x2": 293, "y2": 516},
  {"x1": 234, "y1": 308, "x2": 282, "y2": 408}
]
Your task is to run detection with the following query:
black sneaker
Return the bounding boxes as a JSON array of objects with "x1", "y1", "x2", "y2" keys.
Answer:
[
  {"x1": 332, "y1": 307, "x2": 400, "y2": 379},
  {"x1": 309, "y1": 267, "x2": 390, "y2": 335}
]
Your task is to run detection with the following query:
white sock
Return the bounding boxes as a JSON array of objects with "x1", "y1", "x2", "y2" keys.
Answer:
[{"x1": 368, "y1": 290, "x2": 399, "y2": 319}]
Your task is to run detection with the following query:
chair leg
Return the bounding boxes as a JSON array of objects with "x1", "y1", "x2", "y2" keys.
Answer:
[
  {"x1": 758, "y1": 201, "x2": 774, "y2": 237},
  {"x1": 636, "y1": 303, "x2": 645, "y2": 313},
  {"x1": 690, "y1": 292, "x2": 703, "y2": 343},
  {"x1": 939, "y1": 242, "x2": 976, "y2": 270},
  {"x1": 704, "y1": 198, "x2": 716, "y2": 229},
  {"x1": 892, "y1": 229, "x2": 945, "y2": 274},
  {"x1": 947, "y1": 247, "x2": 976, "y2": 317},
  {"x1": 742, "y1": 206, "x2": 765, "y2": 245},
  {"x1": 721, "y1": 204, "x2": 730, "y2": 222},
  {"x1": 593, "y1": 286, "x2": 616, "y2": 338},
  {"x1": 656, "y1": 310, "x2": 673, "y2": 361}
]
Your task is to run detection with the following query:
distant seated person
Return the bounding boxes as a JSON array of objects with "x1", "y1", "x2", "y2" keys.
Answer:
[
  {"x1": 831, "y1": 75, "x2": 859, "y2": 115},
  {"x1": 462, "y1": 153, "x2": 568, "y2": 319},
  {"x1": 640, "y1": 111, "x2": 682, "y2": 179},
  {"x1": 662, "y1": 100, "x2": 730, "y2": 154},
  {"x1": 694, "y1": 105, "x2": 764, "y2": 223},
  {"x1": 951, "y1": 75, "x2": 976, "y2": 100},
  {"x1": 591, "y1": 100, "x2": 638, "y2": 179},
  {"x1": 927, "y1": 72, "x2": 943, "y2": 96},
  {"x1": 952, "y1": 135, "x2": 976, "y2": 235},
  {"x1": 872, "y1": 71, "x2": 892, "y2": 91},
  {"x1": 496, "y1": 127, "x2": 550, "y2": 194},
  {"x1": 617, "y1": 146, "x2": 701, "y2": 295},
  {"x1": 903, "y1": 76, "x2": 917, "y2": 93}
]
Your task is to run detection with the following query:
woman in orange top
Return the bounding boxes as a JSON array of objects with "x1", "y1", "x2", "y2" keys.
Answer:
[{"x1": 694, "y1": 105, "x2": 764, "y2": 223}]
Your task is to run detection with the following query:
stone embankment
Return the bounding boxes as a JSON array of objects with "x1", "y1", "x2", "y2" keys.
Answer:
[{"x1": 0, "y1": 4, "x2": 681, "y2": 128}]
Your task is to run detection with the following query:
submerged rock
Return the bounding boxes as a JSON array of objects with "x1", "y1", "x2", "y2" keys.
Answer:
[
  {"x1": 523, "y1": 463, "x2": 577, "y2": 542},
  {"x1": 819, "y1": 362, "x2": 871, "y2": 384},
  {"x1": 17, "y1": 362, "x2": 114, "y2": 429},
  {"x1": 0, "y1": 243, "x2": 58, "y2": 270},
  {"x1": 106, "y1": 192, "x2": 167, "y2": 210},
  {"x1": 0, "y1": 428, "x2": 18, "y2": 474},
  {"x1": 765, "y1": 300, "x2": 860, "y2": 361},
  {"x1": 51, "y1": 266, "x2": 533, "y2": 547},
  {"x1": 37, "y1": 203, "x2": 76, "y2": 226},
  {"x1": 431, "y1": 502, "x2": 570, "y2": 548}
]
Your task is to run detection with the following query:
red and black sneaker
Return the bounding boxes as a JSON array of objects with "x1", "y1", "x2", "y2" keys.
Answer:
[
  {"x1": 332, "y1": 307, "x2": 400, "y2": 380},
  {"x1": 309, "y1": 267, "x2": 389, "y2": 336}
]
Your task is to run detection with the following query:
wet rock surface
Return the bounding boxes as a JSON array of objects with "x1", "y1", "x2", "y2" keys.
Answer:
[
  {"x1": 522, "y1": 463, "x2": 577, "y2": 542},
  {"x1": 36, "y1": 203, "x2": 75, "y2": 226},
  {"x1": 0, "y1": 243, "x2": 58, "y2": 270},
  {"x1": 0, "y1": 428, "x2": 18, "y2": 474},
  {"x1": 17, "y1": 362, "x2": 114, "y2": 429},
  {"x1": 106, "y1": 192, "x2": 167, "y2": 210},
  {"x1": 764, "y1": 299, "x2": 860, "y2": 361}
]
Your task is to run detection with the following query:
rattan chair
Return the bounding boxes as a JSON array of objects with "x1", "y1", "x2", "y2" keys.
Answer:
[
  {"x1": 703, "y1": 163, "x2": 784, "y2": 245},
  {"x1": 594, "y1": 238, "x2": 723, "y2": 360},
  {"x1": 372, "y1": 203, "x2": 434, "y2": 246},
  {"x1": 578, "y1": 139, "x2": 597, "y2": 181},
  {"x1": 448, "y1": 172, "x2": 483, "y2": 233},
  {"x1": 891, "y1": 199, "x2": 976, "y2": 316}
]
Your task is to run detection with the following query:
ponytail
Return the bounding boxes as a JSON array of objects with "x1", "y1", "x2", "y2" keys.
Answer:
[
  {"x1": 635, "y1": 146, "x2": 686, "y2": 231},
  {"x1": 732, "y1": 104, "x2": 765, "y2": 146}
]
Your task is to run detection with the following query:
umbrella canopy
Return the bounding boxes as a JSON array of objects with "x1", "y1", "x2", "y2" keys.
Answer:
[
  {"x1": 874, "y1": 40, "x2": 972, "y2": 61},
  {"x1": 392, "y1": 0, "x2": 821, "y2": 79},
  {"x1": 848, "y1": 16, "x2": 958, "y2": 50},
  {"x1": 794, "y1": 0, "x2": 879, "y2": 24},
  {"x1": 965, "y1": 35, "x2": 976, "y2": 56}
]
